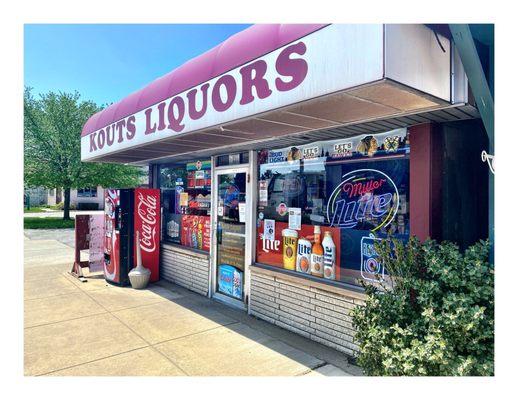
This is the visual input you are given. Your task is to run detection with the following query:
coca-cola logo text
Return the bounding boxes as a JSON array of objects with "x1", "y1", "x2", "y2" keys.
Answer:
[{"x1": 137, "y1": 192, "x2": 158, "y2": 253}]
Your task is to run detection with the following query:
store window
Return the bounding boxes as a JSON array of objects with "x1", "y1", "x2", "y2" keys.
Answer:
[
  {"x1": 256, "y1": 129, "x2": 410, "y2": 287},
  {"x1": 160, "y1": 160, "x2": 212, "y2": 252},
  {"x1": 77, "y1": 187, "x2": 97, "y2": 197}
]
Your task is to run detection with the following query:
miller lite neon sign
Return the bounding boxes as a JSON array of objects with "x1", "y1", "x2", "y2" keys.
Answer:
[{"x1": 326, "y1": 169, "x2": 399, "y2": 232}]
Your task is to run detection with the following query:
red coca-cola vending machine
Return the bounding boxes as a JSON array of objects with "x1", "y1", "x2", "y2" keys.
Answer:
[{"x1": 104, "y1": 188, "x2": 161, "y2": 286}]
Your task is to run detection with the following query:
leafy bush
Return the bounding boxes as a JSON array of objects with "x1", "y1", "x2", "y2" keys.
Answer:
[{"x1": 351, "y1": 237, "x2": 493, "y2": 376}]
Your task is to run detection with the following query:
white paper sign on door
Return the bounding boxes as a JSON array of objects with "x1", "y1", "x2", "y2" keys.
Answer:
[
  {"x1": 259, "y1": 180, "x2": 268, "y2": 205},
  {"x1": 238, "y1": 202, "x2": 246, "y2": 223},
  {"x1": 288, "y1": 207, "x2": 302, "y2": 230},
  {"x1": 264, "y1": 219, "x2": 275, "y2": 241}
]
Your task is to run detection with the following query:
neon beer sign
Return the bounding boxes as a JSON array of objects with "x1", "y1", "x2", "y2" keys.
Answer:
[{"x1": 326, "y1": 169, "x2": 399, "y2": 231}]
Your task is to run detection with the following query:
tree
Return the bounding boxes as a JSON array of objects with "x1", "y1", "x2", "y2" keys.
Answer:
[{"x1": 24, "y1": 88, "x2": 145, "y2": 219}]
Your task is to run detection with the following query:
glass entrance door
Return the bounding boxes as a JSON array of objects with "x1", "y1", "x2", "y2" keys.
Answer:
[{"x1": 213, "y1": 170, "x2": 248, "y2": 304}]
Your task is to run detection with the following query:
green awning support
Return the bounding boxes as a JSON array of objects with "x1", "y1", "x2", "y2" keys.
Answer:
[{"x1": 449, "y1": 24, "x2": 494, "y2": 264}]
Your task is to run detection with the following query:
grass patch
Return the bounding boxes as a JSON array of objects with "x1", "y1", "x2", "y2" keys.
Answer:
[
  {"x1": 24, "y1": 217, "x2": 75, "y2": 229},
  {"x1": 23, "y1": 206, "x2": 49, "y2": 213}
]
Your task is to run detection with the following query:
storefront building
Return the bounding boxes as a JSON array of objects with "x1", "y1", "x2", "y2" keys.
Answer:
[{"x1": 81, "y1": 24, "x2": 490, "y2": 356}]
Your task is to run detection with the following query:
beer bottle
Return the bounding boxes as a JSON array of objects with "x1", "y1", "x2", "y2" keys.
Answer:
[
  {"x1": 310, "y1": 225, "x2": 324, "y2": 277},
  {"x1": 322, "y1": 231, "x2": 336, "y2": 280},
  {"x1": 197, "y1": 222, "x2": 203, "y2": 249}
]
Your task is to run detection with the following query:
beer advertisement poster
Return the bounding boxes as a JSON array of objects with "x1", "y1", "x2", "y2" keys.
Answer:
[
  {"x1": 256, "y1": 220, "x2": 341, "y2": 280},
  {"x1": 217, "y1": 264, "x2": 243, "y2": 300}
]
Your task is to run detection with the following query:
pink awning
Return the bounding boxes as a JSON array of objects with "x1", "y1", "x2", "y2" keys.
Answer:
[{"x1": 81, "y1": 24, "x2": 328, "y2": 137}]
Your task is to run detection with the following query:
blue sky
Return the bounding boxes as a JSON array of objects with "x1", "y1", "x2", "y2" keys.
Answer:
[{"x1": 24, "y1": 24, "x2": 251, "y2": 106}]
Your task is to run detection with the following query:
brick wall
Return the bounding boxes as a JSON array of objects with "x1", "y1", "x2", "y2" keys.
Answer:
[
  {"x1": 160, "y1": 244, "x2": 210, "y2": 296},
  {"x1": 249, "y1": 267, "x2": 365, "y2": 357}
]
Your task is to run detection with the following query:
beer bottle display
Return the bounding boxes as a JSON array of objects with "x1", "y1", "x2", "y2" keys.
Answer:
[
  {"x1": 282, "y1": 229, "x2": 298, "y2": 270},
  {"x1": 296, "y1": 237, "x2": 312, "y2": 274},
  {"x1": 191, "y1": 221, "x2": 198, "y2": 248},
  {"x1": 322, "y1": 231, "x2": 336, "y2": 280},
  {"x1": 310, "y1": 225, "x2": 324, "y2": 277},
  {"x1": 197, "y1": 221, "x2": 203, "y2": 249}
]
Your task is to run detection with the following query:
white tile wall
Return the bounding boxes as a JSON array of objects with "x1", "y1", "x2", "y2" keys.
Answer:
[
  {"x1": 160, "y1": 244, "x2": 210, "y2": 296},
  {"x1": 249, "y1": 270, "x2": 362, "y2": 356}
]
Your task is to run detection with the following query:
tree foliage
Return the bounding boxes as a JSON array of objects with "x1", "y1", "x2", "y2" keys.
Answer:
[
  {"x1": 24, "y1": 88, "x2": 145, "y2": 217},
  {"x1": 351, "y1": 237, "x2": 494, "y2": 376}
]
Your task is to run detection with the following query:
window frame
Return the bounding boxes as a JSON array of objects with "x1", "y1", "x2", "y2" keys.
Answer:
[
  {"x1": 77, "y1": 187, "x2": 97, "y2": 198},
  {"x1": 254, "y1": 132, "x2": 411, "y2": 289},
  {"x1": 159, "y1": 160, "x2": 212, "y2": 253}
]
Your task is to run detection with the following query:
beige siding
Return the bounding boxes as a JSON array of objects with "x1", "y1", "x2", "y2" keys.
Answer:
[
  {"x1": 160, "y1": 244, "x2": 210, "y2": 296},
  {"x1": 249, "y1": 269, "x2": 362, "y2": 357}
]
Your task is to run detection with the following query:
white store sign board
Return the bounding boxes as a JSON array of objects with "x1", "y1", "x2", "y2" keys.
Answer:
[{"x1": 82, "y1": 24, "x2": 384, "y2": 161}]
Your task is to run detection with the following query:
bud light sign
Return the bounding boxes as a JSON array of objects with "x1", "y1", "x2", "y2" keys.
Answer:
[
  {"x1": 360, "y1": 234, "x2": 385, "y2": 282},
  {"x1": 327, "y1": 169, "x2": 399, "y2": 232}
]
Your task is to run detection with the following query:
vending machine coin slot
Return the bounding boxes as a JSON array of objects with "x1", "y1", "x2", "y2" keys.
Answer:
[{"x1": 115, "y1": 206, "x2": 122, "y2": 231}]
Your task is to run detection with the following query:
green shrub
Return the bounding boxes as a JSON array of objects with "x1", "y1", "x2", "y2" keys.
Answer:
[
  {"x1": 23, "y1": 206, "x2": 46, "y2": 213},
  {"x1": 55, "y1": 202, "x2": 76, "y2": 210},
  {"x1": 351, "y1": 237, "x2": 493, "y2": 376}
]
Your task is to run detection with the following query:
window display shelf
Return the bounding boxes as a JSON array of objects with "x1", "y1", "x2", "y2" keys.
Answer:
[{"x1": 185, "y1": 186, "x2": 211, "y2": 191}]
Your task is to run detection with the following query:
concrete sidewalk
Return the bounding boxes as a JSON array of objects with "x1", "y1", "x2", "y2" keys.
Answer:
[{"x1": 24, "y1": 230, "x2": 362, "y2": 376}]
